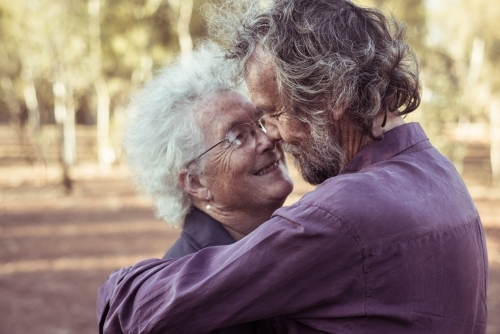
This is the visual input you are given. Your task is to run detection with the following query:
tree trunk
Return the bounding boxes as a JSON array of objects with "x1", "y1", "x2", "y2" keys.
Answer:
[
  {"x1": 175, "y1": 0, "x2": 193, "y2": 58},
  {"x1": 63, "y1": 83, "x2": 76, "y2": 168},
  {"x1": 95, "y1": 76, "x2": 114, "y2": 168},
  {"x1": 0, "y1": 42, "x2": 29, "y2": 164},
  {"x1": 454, "y1": 37, "x2": 485, "y2": 175},
  {"x1": 19, "y1": 49, "x2": 41, "y2": 134},
  {"x1": 491, "y1": 97, "x2": 500, "y2": 186},
  {"x1": 20, "y1": 61, "x2": 47, "y2": 180},
  {"x1": 0, "y1": 75, "x2": 22, "y2": 132},
  {"x1": 89, "y1": 0, "x2": 114, "y2": 169},
  {"x1": 53, "y1": 79, "x2": 75, "y2": 193}
]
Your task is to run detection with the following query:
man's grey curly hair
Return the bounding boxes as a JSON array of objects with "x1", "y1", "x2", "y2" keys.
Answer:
[
  {"x1": 208, "y1": 0, "x2": 421, "y2": 139},
  {"x1": 124, "y1": 42, "x2": 238, "y2": 228}
]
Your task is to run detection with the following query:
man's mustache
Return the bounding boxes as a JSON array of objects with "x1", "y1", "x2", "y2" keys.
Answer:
[{"x1": 281, "y1": 142, "x2": 301, "y2": 155}]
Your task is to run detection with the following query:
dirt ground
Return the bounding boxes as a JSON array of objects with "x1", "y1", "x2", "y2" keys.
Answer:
[{"x1": 0, "y1": 159, "x2": 499, "y2": 334}]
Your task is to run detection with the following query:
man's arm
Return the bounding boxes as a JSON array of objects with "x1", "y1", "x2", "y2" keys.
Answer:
[{"x1": 98, "y1": 204, "x2": 363, "y2": 334}]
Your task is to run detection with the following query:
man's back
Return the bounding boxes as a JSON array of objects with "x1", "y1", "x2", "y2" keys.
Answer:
[{"x1": 272, "y1": 122, "x2": 487, "y2": 333}]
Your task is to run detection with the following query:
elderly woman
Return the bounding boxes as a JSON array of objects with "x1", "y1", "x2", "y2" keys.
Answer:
[{"x1": 120, "y1": 43, "x2": 293, "y2": 334}]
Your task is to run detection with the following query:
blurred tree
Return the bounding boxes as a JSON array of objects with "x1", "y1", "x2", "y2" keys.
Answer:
[
  {"x1": 5, "y1": 0, "x2": 497, "y2": 188},
  {"x1": 169, "y1": 0, "x2": 194, "y2": 58},
  {"x1": 0, "y1": 1, "x2": 46, "y2": 167},
  {"x1": 425, "y1": 0, "x2": 500, "y2": 183},
  {"x1": 469, "y1": 0, "x2": 500, "y2": 185},
  {"x1": 46, "y1": 0, "x2": 90, "y2": 192},
  {"x1": 88, "y1": 0, "x2": 114, "y2": 169},
  {"x1": 0, "y1": 0, "x2": 198, "y2": 189},
  {"x1": 0, "y1": 1, "x2": 22, "y2": 126},
  {"x1": 361, "y1": 0, "x2": 499, "y2": 184}
]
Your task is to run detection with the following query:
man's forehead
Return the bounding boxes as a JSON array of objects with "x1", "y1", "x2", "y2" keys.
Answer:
[
  {"x1": 246, "y1": 49, "x2": 279, "y2": 111},
  {"x1": 247, "y1": 47, "x2": 275, "y2": 78}
]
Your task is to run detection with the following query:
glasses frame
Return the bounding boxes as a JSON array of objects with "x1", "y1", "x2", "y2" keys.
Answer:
[{"x1": 186, "y1": 115, "x2": 266, "y2": 168}]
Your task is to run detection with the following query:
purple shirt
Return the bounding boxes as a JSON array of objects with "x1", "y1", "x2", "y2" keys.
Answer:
[
  {"x1": 162, "y1": 208, "x2": 275, "y2": 334},
  {"x1": 97, "y1": 123, "x2": 487, "y2": 334}
]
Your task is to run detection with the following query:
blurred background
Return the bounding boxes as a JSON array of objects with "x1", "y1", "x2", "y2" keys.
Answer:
[{"x1": 0, "y1": 0, "x2": 498, "y2": 333}]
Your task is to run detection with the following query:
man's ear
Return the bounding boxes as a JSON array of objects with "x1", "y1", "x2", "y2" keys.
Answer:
[
  {"x1": 331, "y1": 106, "x2": 344, "y2": 122},
  {"x1": 178, "y1": 168, "x2": 209, "y2": 202}
]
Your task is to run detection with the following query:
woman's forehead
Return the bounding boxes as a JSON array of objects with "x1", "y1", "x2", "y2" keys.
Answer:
[{"x1": 198, "y1": 91, "x2": 257, "y2": 138}]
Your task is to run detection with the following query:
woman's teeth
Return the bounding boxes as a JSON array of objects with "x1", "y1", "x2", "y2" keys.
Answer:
[{"x1": 256, "y1": 162, "x2": 279, "y2": 176}]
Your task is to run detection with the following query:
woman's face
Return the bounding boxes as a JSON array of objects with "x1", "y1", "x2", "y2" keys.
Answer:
[{"x1": 197, "y1": 91, "x2": 293, "y2": 217}]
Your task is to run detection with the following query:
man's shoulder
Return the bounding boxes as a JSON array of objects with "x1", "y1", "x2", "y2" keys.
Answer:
[
  {"x1": 273, "y1": 171, "x2": 380, "y2": 229},
  {"x1": 294, "y1": 168, "x2": 385, "y2": 212},
  {"x1": 294, "y1": 144, "x2": 464, "y2": 215},
  {"x1": 276, "y1": 152, "x2": 479, "y2": 251}
]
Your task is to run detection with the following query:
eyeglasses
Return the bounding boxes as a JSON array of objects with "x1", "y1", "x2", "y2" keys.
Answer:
[{"x1": 186, "y1": 115, "x2": 267, "y2": 167}]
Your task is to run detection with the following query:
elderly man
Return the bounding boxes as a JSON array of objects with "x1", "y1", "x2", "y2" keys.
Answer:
[{"x1": 98, "y1": 0, "x2": 487, "y2": 333}]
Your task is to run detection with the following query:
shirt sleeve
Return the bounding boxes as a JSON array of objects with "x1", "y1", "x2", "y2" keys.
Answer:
[{"x1": 97, "y1": 203, "x2": 364, "y2": 334}]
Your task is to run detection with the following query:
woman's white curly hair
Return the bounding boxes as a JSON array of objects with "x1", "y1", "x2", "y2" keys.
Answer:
[{"x1": 124, "y1": 42, "x2": 239, "y2": 228}]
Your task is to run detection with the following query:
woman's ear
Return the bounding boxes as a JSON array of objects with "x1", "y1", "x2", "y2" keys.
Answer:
[{"x1": 178, "y1": 168, "x2": 208, "y2": 202}]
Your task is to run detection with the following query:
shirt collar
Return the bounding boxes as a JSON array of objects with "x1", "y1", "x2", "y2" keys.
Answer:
[
  {"x1": 182, "y1": 207, "x2": 236, "y2": 250},
  {"x1": 341, "y1": 122, "x2": 429, "y2": 174}
]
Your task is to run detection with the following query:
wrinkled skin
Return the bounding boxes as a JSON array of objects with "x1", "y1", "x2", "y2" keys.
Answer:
[{"x1": 185, "y1": 91, "x2": 294, "y2": 240}]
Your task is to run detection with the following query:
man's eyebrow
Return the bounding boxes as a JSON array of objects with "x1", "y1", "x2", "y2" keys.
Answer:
[
  {"x1": 254, "y1": 106, "x2": 265, "y2": 117},
  {"x1": 255, "y1": 105, "x2": 274, "y2": 114}
]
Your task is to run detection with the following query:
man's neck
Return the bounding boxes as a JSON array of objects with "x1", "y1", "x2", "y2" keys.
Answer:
[
  {"x1": 381, "y1": 113, "x2": 406, "y2": 134},
  {"x1": 344, "y1": 112, "x2": 406, "y2": 161}
]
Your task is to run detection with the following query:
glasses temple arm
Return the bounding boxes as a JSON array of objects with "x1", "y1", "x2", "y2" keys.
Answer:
[{"x1": 186, "y1": 138, "x2": 229, "y2": 167}]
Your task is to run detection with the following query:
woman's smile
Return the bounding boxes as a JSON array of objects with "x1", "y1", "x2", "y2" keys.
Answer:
[{"x1": 254, "y1": 160, "x2": 279, "y2": 176}]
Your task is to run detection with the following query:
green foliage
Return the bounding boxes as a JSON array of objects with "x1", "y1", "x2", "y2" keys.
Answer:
[
  {"x1": 0, "y1": 0, "x2": 210, "y2": 127},
  {"x1": 0, "y1": 0, "x2": 498, "y2": 163},
  {"x1": 357, "y1": 0, "x2": 500, "y2": 156}
]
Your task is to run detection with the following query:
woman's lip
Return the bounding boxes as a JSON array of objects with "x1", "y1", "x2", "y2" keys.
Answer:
[{"x1": 255, "y1": 161, "x2": 279, "y2": 176}]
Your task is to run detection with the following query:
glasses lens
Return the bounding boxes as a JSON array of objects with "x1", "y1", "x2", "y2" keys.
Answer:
[
  {"x1": 227, "y1": 123, "x2": 252, "y2": 147},
  {"x1": 256, "y1": 115, "x2": 267, "y2": 133},
  {"x1": 226, "y1": 118, "x2": 267, "y2": 148}
]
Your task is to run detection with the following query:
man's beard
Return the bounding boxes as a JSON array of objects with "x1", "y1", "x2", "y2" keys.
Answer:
[{"x1": 282, "y1": 126, "x2": 347, "y2": 185}]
